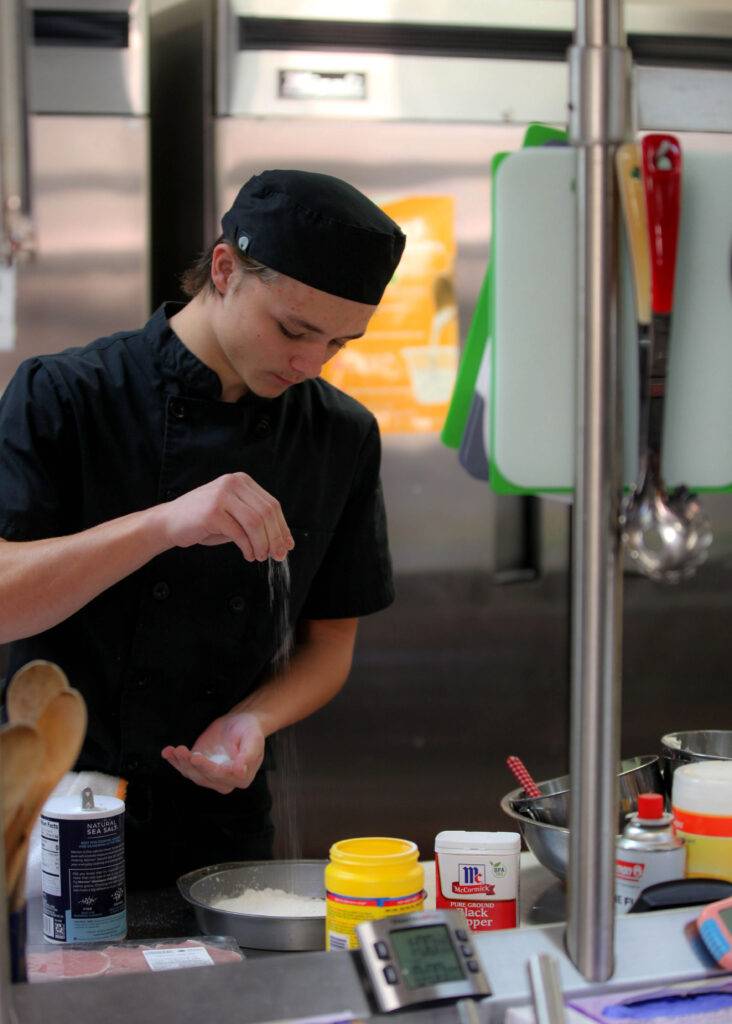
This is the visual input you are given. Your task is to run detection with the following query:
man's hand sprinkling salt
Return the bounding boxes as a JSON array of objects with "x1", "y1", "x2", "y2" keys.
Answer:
[{"x1": 161, "y1": 711, "x2": 265, "y2": 794}]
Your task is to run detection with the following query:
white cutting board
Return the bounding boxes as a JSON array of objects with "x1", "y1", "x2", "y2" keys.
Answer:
[{"x1": 491, "y1": 147, "x2": 732, "y2": 494}]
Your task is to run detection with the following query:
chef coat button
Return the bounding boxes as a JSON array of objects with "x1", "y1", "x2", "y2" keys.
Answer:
[
  {"x1": 164, "y1": 488, "x2": 177, "y2": 500},
  {"x1": 136, "y1": 676, "x2": 148, "y2": 689},
  {"x1": 152, "y1": 580, "x2": 171, "y2": 601},
  {"x1": 228, "y1": 595, "x2": 245, "y2": 613},
  {"x1": 253, "y1": 417, "x2": 271, "y2": 438},
  {"x1": 127, "y1": 760, "x2": 140, "y2": 773},
  {"x1": 170, "y1": 399, "x2": 186, "y2": 419}
]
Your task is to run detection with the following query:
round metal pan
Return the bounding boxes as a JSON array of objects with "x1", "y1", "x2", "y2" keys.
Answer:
[{"x1": 177, "y1": 860, "x2": 327, "y2": 951}]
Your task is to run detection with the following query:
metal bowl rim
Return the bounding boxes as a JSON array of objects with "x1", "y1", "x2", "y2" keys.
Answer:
[
  {"x1": 662, "y1": 729, "x2": 732, "y2": 739},
  {"x1": 509, "y1": 753, "x2": 661, "y2": 806},
  {"x1": 661, "y1": 731, "x2": 732, "y2": 757},
  {"x1": 177, "y1": 859, "x2": 328, "y2": 921},
  {"x1": 501, "y1": 792, "x2": 626, "y2": 844}
]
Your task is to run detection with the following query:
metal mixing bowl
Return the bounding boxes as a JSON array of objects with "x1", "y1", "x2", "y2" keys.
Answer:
[
  {"x1": 661, "y1": 731, "x2": 732, "y2": 788},
  {"x1": 500, "y1": 798, "x2": 570, "y2": 881},
  {"x1": 501, "y1": 755, "x2": 665, "y2": 882},
  {"x1": 177, "y1": 860, "x2": 327, "y2": 951},
  {"x1": 510, "y1": 755, "x2": 664, "y2": 829}
]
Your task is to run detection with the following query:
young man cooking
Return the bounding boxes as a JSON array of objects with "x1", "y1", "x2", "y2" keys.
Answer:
[{"x1": 0, "y1": 170, "x2": 405, "y2": 886}]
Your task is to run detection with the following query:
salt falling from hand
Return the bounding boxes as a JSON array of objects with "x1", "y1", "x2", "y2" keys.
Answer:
[
  {"x1": 265, "y1": 554, "x2": 302, "y2": 889},
  {"x1": 267, "y1": 554, "x2": 292, "y2": 673}
]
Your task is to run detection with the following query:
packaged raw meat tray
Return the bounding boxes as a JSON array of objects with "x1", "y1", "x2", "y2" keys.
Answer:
[{"x1": 26, "y1": 936, "x2": 243, "y2": 982}]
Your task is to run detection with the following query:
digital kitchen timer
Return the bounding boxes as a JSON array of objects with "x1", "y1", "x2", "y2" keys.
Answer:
[
  {"x1": 697, "y1": 895, "x2": 732, "y2": 969},
  {"x1": 356, "y1": 909, "x2": 491, "y2": 1012}
]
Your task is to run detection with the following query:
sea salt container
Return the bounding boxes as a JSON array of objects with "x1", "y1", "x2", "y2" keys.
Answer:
[
  {"x1": 325, "y1": 837, "x2": 425, "y2": 951},
  {"x1": 435, "y1": 830, "x2": 520, "y2": 931},
  {"x1": 41, "y1": 788, "x2": 126, "y2": 943},
  {"x1": 673, "y1": 761, "x2": 732, "y2": 882}
]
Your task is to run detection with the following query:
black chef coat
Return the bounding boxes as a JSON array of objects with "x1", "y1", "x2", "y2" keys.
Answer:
[{"x1": 0, "y1": 303, "x2": 394, "y2": 884}]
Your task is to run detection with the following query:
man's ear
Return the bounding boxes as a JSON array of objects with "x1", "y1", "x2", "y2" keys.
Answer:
[{"x1": 210, "y1": 243, "x2": 238, "y2": 295}]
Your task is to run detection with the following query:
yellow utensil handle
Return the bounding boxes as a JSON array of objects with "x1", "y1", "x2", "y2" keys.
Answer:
[{"x1": 616, "y1": 143, "x2": 651, "y2": 326}]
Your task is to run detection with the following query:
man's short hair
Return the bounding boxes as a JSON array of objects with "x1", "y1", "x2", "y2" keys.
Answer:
[{"x1": 179, "y1": 236, "x2": 277, "y2": 298}]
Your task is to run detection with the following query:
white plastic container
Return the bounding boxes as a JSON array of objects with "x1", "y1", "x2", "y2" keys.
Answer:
[
  {"x1": 41, "y1": 790, "x2": 126, "y2": 943},
  {"x1": 672, "y1": 761, "x2": 732, "y2": 882},
  {"x1": 434, "y1": 830, "x2": 520, "y2": 932},
  {"x1": 614, "y1": 792, "x2": 686, "y2": 913}
]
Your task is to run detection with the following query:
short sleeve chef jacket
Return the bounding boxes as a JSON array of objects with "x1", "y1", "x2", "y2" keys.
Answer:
[{"x1": 0, "y1": 304, "x2": 394, "y2": 871}]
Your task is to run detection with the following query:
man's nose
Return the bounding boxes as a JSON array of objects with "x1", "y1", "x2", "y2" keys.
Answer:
[{"x1": 289, "y1": 345, "x2": 327, "y2": 380}]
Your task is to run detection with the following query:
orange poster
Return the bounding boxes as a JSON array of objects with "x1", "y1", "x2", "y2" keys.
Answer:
[{"x1": 322, "y1": 195, "x2": 459, "y2": 434}]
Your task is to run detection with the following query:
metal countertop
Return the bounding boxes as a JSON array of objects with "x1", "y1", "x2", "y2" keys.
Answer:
[
  {"x1": 24, "y1": 852, "x2": 564, "y2": 958},
  {"x1": 11, "y1": 855, "x2": 567, "y2": 1024}
]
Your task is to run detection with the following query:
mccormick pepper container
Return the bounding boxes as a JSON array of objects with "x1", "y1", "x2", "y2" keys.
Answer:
[
  {"x1": 325, "y1": 837, "x2": 424, "y2": 951},
  {"x1": 434, "y1": 830, "x2": 520, "y2": 932},
  {"x1": 615, "y1": 792, "x2": 686, "y2": 914}
]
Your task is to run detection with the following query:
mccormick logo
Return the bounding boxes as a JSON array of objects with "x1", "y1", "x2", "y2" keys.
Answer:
[
  {"x1": 452, "y1": 863, "x2": 495, "y2": 896},
  {"x1": 616, "y1": 859, "x2": 645, "y2": 882}
]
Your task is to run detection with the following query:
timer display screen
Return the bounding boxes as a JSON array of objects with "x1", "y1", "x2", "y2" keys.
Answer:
[
  {"x1": 719, "y1": 905, "x2": 732, "y2": 933},
  {"x1": 390, "y1": 925, "x2": 465, "y2": 990}
]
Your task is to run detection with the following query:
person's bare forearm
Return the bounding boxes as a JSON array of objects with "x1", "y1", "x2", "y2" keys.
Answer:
[
  {"x1": 0, "y1": 471, "x2": 295, "y2": 644},
  {"x1": 232, "y1": 618, "x2": 358, "y2": 736},
  {"x1": 0, "y1": 506, "x2": 170, "y2": 643}
]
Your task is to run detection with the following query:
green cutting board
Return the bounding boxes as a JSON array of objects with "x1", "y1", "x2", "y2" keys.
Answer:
[{"x1": 440, "y1": 123, "x2": 566, "y2": 450}]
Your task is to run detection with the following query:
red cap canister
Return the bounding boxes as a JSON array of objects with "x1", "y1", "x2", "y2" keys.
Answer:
[{"x1": 637, "y1": 792, "x2": 665, "y2": 821}]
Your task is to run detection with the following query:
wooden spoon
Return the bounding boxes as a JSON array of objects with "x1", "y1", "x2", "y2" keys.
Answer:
[
  {"x1": 6, "y1": 660, "x2": 70, "y2": 724},
  {"x1": 1, "y1": 723, "x2": 43, "y2": 833},
  {"x1": 6, "y1": 688, "x2": 87, "y2": 909}
]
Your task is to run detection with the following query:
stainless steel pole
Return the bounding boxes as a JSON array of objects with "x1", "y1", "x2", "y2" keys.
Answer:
[
  {"x1": 0, "y1": 5, "x2": 31, "y2": 1015},
  {"x1": 0, "y1": 0, "x2": 34, "y2": 264},
  {"x1": 566, "y1": 0, "x2": 629, "y2": 982}
]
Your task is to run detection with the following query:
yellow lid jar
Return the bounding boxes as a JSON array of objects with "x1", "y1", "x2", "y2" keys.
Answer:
[{"x1": 325, "y1": 837, "x2": 425, "y2": 951}]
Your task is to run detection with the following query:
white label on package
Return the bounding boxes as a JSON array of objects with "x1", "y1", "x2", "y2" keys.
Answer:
[
  {"x1": 142, "y1": 947, "x2": 215, "y2": 971},
  {"x1": 0, "y1": 266, "x2": 16, "y2": 351}
]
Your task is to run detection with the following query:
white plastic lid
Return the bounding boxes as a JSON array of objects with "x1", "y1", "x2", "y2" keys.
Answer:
[
  {"x1": 42, "y1": 794, "x2": 125, "y2": 819},
  {"x1": 672, "y1": 761, "x2": 732, "y2": 817},
  {"x1": 435, "y1": 830, "x2": 521, "y2": 853}
]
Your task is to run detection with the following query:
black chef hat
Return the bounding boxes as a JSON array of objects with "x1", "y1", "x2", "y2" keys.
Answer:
[{"x1": 221, "y1": 169, "x2": 406, "y2": 305}]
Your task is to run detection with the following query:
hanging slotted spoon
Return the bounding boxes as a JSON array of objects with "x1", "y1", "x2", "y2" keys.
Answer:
[{"x1": 618, "y1": 135, "x2": 712, "y2": 583}]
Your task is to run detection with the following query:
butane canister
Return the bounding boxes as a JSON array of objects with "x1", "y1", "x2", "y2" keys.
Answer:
[
  {"x1": 673, "y1": 761, "x2": 732, "y2": 882},
  {"x1": 325, "y1": 837, "x2": 425, "y2": 951},
  {"x1": 615, "y1": 792, "x2": 686, "y2": 913},
  {"x1": 434, "y1": 830, "x2": 520, "y2": 932},
  {"x1": 41, "y1": 788, "x2": 126, "y2": 943}
]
